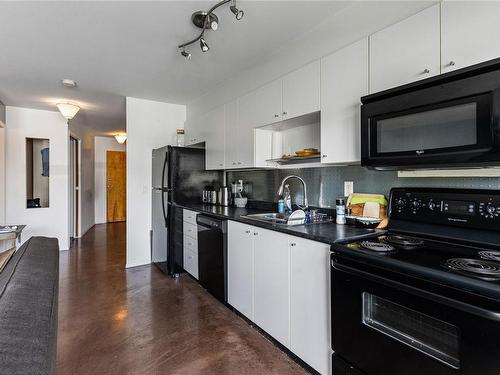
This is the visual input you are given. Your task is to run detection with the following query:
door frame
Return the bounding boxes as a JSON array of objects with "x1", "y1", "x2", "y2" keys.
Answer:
[{"x1": 69, "y1": 133, "x2": 82, "y2": 238}]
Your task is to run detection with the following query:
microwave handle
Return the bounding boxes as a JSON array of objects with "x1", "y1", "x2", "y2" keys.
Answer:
[{"x1": 332, "y1": 261, "x2": 500, "y2": 322}]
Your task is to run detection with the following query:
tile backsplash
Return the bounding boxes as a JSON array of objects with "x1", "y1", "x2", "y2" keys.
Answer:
[{"x1": 227, "y1": 166, "x2": 500, "y2": 208}]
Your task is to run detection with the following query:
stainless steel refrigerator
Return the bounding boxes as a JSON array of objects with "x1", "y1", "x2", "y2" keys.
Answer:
[{"x1": 151, "y1": 146, "x2": 222, "y2": 275}]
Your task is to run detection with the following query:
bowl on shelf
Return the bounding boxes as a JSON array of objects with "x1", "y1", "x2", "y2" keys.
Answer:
[{"x1": 295, "y1": 148, "x2": 320, "y2": 157}]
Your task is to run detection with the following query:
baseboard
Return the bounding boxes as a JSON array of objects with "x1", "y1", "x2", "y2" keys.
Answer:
[{"x1": 125, "y1": 261, "x2": 151, "y2": 269}]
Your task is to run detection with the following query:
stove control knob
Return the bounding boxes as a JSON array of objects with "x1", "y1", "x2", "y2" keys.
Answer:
[
  {"x1": 412, "y1": 199, "x2": 421, "y2": 209},
  {"x1": 396, "y1": 198, "x2": 405, "y2": 207},
  {"x1": 479, "y1": 201, "x2": 498, "y2": 219},
  {"x1": 486, "y1": 204, "x2": 496, "y2": 215},
  {"x1": 428, "y1": 200, "x2": 437, "y2": 211}
]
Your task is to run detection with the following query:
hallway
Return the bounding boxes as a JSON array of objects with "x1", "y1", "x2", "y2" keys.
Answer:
[{"x1": 57, "y1": 223, "x2": 307, "y2": 375}]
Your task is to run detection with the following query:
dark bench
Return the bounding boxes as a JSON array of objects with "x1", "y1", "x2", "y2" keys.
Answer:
[{"x1": 0, "y1": 237, "x2": 59, "y2": 374}]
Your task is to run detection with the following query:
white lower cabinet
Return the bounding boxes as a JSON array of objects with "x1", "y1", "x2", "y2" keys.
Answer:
[
  {"x1": 183, "y1": 210, "x2": 199, "y2": 279},
  {"x1": 253, "y1": 227, "x2": 290, "y2": 347},
  {"x1": 227, "y1": 220, "x2": 331, "y2": 374},
  {"x1": 290, "y1": 237, "x2": 331, "y2": 375},
  {"x1": 227, "y1": 221, "x2": 254, "y2": 320}
]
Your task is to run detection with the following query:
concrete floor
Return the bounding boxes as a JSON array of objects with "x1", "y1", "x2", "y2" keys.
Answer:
[{"x1": 57, "y1": 222, "x2": 308, "y2": 375}]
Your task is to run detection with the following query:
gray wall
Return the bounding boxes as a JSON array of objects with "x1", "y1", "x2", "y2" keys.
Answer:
[{"x1": 228, "y1": 166, "x2": 500, "y2": 208}]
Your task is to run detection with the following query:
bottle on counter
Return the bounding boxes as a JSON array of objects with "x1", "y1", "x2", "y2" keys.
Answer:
[
  {"x1": 277, "y1": 199, "x2": 285, "y2": 213},
  {"x1": 336, "y1": 198, "x2": 346, "y2": 225}
]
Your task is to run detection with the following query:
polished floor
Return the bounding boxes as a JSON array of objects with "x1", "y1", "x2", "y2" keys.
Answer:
[{"x1": 57, "y1": 223, "x2": 307, "y2": 375}]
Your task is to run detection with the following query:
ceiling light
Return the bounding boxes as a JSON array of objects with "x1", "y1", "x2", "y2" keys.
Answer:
[
  {"x1": 200, "y1": 37, "x2": 209, "y2": 52},
  {"x1": 114, "y1": 133, "x2": 127, "y2": 144},
  {"x1": 61, "y1": 79, "x2": 77, "y2": 88},
  {"x1": 230, "y1": 4, "x2": 244, "y2": 20},
  {"x1": 181, "y1": 49, "x2": 191, "y2": 59},
  {"x1": 178, "y1": 0, "x2": 244, "y2": 59},
  {"x1": 56, "y1": 102, "x2": 80, "y2": 120}
]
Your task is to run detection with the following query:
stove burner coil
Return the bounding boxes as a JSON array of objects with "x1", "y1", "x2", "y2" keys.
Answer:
[
  {"x1": 478, "y1": 251, "x2": 500, "y2": 262},
  {"x1": 360, "y1": 241, "x2": 396, "y2": 253},
  {"x1": 384, "y1": 235, "x2": 424, "y2": 247},
  {"x1": 445, "y1": 258, "x2": 500, "y2": 278}
]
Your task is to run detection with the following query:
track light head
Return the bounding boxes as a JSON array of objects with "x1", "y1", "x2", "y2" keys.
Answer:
[
  {"x1": 200, "y1": 38, "x2": 210, "y2": 52},
  {"x1": 230, "y1": 4, "x2": 244, "y2": 20},
  {"x1": 210, "y1": 19, "x2": 218, "y2": 31},
  {"x1": 181, "y1": 49, "x2": 191, "y2": 59}
]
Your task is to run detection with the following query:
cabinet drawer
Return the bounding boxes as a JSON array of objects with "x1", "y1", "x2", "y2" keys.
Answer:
[
  {"x1": 183, "y1": 249, "x2": 198, "y2": 279},
  {"x1": 183, "y1": 221, "x2": 198, "y2": 241},
  {"x1": 183, "y1": 209, "x2": 198, "y2": 225},
  {"x1": 183, "y1": 234, "x2": 198, "y2": 253}
]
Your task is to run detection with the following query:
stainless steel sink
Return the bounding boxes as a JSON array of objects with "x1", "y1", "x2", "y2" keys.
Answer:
[{"x1": 241, "y1": 212, "x2": 332, "y2": 226}]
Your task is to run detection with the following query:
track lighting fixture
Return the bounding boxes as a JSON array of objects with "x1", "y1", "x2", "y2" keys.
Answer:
[
  {"x1": 200, "y1": 38, "x2": 209, "y2": 52},
  {"x1": 230, "y1": 4, "x2": 244, "y2": 20},
  {"x1": 178, "y1": 0, "x2": 244, "y2": 59}
]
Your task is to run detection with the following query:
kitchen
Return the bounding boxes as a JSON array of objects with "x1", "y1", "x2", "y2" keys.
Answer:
[{"x1": 150, "y1": 2, "x2": 500, "y2": 375}]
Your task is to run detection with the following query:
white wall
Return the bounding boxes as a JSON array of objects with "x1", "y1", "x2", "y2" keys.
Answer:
[
  {"x1": 126, "y1": 97, "x2": 185, "y2": 268},
  {"x1": 94, "y1": 136, "x2": 125, "y2": 224},
  {"x1": 5, "y1": 106, "x2": 69, "y2": 250},
  {"x1": 69, "y1": 121, "x2": 96, "y2": 237}
]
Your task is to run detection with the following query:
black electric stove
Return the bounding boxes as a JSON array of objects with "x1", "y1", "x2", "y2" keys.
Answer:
[{"x1": 331, "y1": 187, "x2": 500, "y2": 375}]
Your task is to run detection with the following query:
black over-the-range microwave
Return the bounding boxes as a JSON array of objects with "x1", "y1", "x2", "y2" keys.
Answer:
[{"x1": 360, "y1": 58, "x2": 500, "y2": 170}]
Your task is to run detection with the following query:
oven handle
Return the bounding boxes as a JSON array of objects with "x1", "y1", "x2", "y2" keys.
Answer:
[{"x1": 332, "y1": 261, "x2": 500, "y2": 322}]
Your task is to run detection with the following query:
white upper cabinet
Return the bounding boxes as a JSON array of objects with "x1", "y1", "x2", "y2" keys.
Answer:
[
  {"x1": 441, "y1": 1, "x2": 500, "y2": 73},
  {"x1": 253, "y1": 227, "x2": 290, "y2": 347},
  {"x1": 255, "y1": 79, "x2": 283, "y2": 127},
  {"x1": 369, "y1": 4, "x2": 440, "y2": 93},
  {"x1": 321, "y1": 38, "x2": 368, "y2": 165},
  {"x1": 236, "y1": 91, "x2": 256, "y2": 168},
  {"x1": 282, "y1": 60, "x2": 320, "y2": 120},
  {"x1": 227, "y1": 221, "x2": 254, "y2": 320},
  {"x1": 255, "y1": 61, "x2": 321, "y2": 127},
  {"x1": 290, "y1": 237, "x2": 331, "y2": 375},
  {"x1": 205, "y1": 105, "x2": 225, "y2": 170}
]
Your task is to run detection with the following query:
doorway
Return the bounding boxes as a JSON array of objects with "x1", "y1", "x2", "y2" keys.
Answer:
[
  {"x1": 69, "y1": 136, "x2": 81, "y2": 238},
  {"x1": 106, "y1": 151, "x2": 126, "y2": 222}
]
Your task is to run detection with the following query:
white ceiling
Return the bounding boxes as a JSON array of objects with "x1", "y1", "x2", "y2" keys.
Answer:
[{"x1": 0, "y1": 1, "x2": 432, "y2": 135}]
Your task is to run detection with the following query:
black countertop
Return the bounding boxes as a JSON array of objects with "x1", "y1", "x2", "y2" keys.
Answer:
[{"x1": 174, "y1": 202, "x2": 383, "y2": 245}]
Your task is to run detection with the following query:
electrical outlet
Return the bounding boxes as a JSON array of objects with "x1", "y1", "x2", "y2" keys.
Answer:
[{"x1": 344, "y1": 181, "x2": 354, "y2": 197}]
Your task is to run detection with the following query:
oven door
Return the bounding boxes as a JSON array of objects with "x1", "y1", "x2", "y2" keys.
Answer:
[
  {"x1": 361, "y1": 93, "x2": 495, "y2": 169},
  {"x1": 331, "y1": 261, "x2": 500, "y2": 375}
]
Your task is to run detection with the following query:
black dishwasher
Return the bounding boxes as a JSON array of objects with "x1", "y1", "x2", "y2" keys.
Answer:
[{"x1": 196, "y1": 215, "x2": 227, "y2": 303}]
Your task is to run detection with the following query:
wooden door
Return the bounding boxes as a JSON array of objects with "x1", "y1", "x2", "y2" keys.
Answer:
[{"x1": 106, "y1": 151, "x2": 126, "y2": 222}]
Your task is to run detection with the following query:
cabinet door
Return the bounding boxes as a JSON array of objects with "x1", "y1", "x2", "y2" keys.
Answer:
[
  {"x1": 224, "y1": 99, "x2": 238, "y2": 169},
  {"x1": 255, "y1": 79, "x2": 282, "y2": 127},
  {"x1": 321, "y1": 38, "x2": 368, "y2": 164},
  {"x1": 253, "y1": 227, "x2": 290, "y2": 347},
  {"x1": 227, "y1": 221, "x2": 254, "y2": 319},
  {"x1": 441, "y1": 2, "x2": 500, "y2": 73},
  {"x1": 290, "y1": 237, "x2": 331, "y2": 375},
  {"x1": 369, "y1": 5, "x2": 440, "y2": 93},
  {"x1": 205, "y1": 105, "x2": 225, "y2": 170},
  {"x1": 282, "y1": 60, "x2": 320, "y2": 120},
  {"x1": 236, "y1": 91, "x2": 256, "y2": 168}
]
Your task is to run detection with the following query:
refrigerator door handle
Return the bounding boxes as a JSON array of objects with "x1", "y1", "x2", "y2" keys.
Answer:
[{"x1": 161, "y1": 150, "x2": 169, "y2": 227}]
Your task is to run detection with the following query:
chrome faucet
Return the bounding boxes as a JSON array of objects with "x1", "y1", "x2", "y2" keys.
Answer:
[{"x1": 277, "y1": 175, "x2": 308, "y2": 211}]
